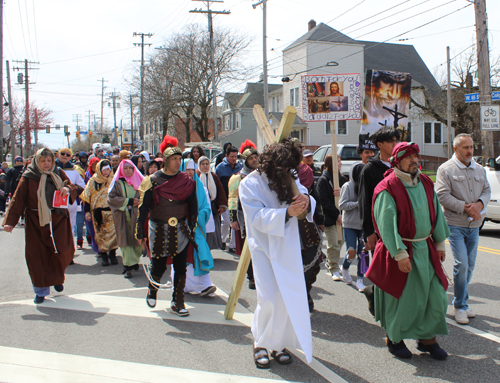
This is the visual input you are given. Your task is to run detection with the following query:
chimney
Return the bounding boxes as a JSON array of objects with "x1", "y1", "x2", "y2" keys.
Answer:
[
  {"x1": 465, "y1": 72, "x2": 473, "y2": 88},
  {"x1": 308, "y1": 19, "x2": 316, "y2": 31}
]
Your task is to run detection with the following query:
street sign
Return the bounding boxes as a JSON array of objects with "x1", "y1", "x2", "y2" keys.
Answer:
[
  {"x1": 465, "y1": 93, "x2": 479, "y2": 102},
  {"x1": 480, "y1": 105, "x2": 500, "y2": 131},
  {"x1": 79, "y1": 131, "x2": 88, "y2": 135},
  {"x1": 465, "y1": 91, "x2": 500, "y2": 102}
]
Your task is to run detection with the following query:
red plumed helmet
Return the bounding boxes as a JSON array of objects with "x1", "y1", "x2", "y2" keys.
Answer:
[
  {"x1": 159, "y1": 135, "x2": 178, "y2": 154},
  {"x1": 239, "y1": 139, "x2": 257, "y2": 154}
]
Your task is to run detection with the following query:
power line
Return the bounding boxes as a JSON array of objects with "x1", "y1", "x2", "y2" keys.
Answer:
[
  {"x1": 24, "y1": 0, "x2": 34, "y2": 59},
  {"x1": 324, "y1": 0, "x2": 367, "y2": 25},
  {"x1": 41, "y1": 47, "x2": 136, "y2": 65},
  {"x1": 31, "y1": 0, "x2": 39, "y2": 60},
  {"x1": 16, "y1": 0, "x2": 30, "y2": 59}
]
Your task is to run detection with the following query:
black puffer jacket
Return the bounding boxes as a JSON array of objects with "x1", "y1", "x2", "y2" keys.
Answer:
[
  {"x1": 5, "y1": 165, "x2": 24, "y2": 195},
  {"x1": 316, "y1": 170, "x2": 347, "y2": 227},
  {"x1": 358, "y1": 154, "x2": 391, "y2": 237}
]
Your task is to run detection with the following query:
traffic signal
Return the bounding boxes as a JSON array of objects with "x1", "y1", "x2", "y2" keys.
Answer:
[
  {"x1": 64, "y1": 125, "x2": 68, "y2": 133},
  {"x1": 89, "y1": 131, "x2": 93, "y2": 138},
  {"x1": 124, "y1": 130, "x2": 127, "y2": 137},
  {"x1": 46, "y1": 125, "x2": 50, "y2": 133},
  {"x1": 76, "y1": 131, "x2": 79, "y2": 138}
]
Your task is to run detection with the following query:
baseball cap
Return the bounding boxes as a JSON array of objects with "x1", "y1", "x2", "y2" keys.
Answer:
[{"x1": 303, "y1": 149, "x2": 313, "y2": 157}]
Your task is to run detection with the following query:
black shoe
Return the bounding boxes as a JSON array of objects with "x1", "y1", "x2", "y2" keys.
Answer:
[
  {"x1": 200, "y1": 286, "x2": 217, "y2": 297},
  {"x1": 69, "y1": 260, "x2": 74, "y2": 265},
  {"x1": 363, "y1": 285, "x2": 375, "y2": 316},
  {"x1": 228, "y1": 247, "x2": 236, "y2": 254},
  {"x1": 220, "y1": 243, "x2": 226, "y2": 251},
  {"x1": 416, "y1": 342, "x2": 448, "y2": 360},
  {"x1": 54, "y1": 284, "x2": 64, "y2": 292},
  {"x1": 146, "y1": 286, "x2": 157, "y2": 308},
  {"x1": 101, "y1": 253, "x2": 109, "y2": 266},
  {"x1": 34, "y1": 295, "x2": 44, "y2": 304},
  {"x1": 248, "y1": 280, "x2": 256, "y2": 290},
  {"x1": 124, "y1": 272, "x2": 132, "y2": 279},
  {"x1": 108, "y1": 250, "x2": 118, "y2": 265},
  {"x1": 387, "y1": 339, "x2": 412, "y2": 359},
  {"x1": 133, "y1": 264, "x2": 139, "y2": 271},
  {"x1": 170, "y1": 305, "x2": 189, "y2": 316}
]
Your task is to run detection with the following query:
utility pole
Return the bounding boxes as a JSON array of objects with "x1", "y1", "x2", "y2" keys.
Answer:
[
  {"x1": 98, "y1": 78, "x2": 108, "y2": 132},
  {"x1": 447, "y1": 46, "x2": 452, "y2": 159},
  {"x1": 6, "y1": 61, "x2": 15, "y2": 164},
  {"x1": 13, "y1": 59, "x2": 39, "y2": 153},
  {"x1": 474, "y1": 0, "x2": 495, "y2": 159},
  {"x1": 107, "y1": 90, "x2": 120, "y2": 147},
  {"x1": 73, "y1": 114, "x2": 82, "y2": 143},
  {"x1": 86, "y1": 110, "x2": 93, "y2": 132},
  {"x1": 0, "y1": 0, "x2": 3, "y2": 162},
  {"x1": 130, "y1": 94, "x2": 134, "y2": 152},
  {"x1": 190, "y1": 1, "x2": 230, "y2": 143},
  {"x1": 133, "y1": 32, "x2": 153, "y2": 144},
  {"x1": 252, "y1": 0, "x2": 269, "y2": 151}
]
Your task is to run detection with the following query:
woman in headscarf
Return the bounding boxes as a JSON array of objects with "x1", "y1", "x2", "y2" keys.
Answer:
[
  {"x1": 80, "y1": 160, "x2": 118, "y2": 266},
  {"x1": 171, "y1": 159, "x2": 216, "y2": 296},
  {"x1": 140, "y1": 151, "x2": 150, "y2": 162},
  {"x1": 196, "y1": 155, "x2": 227, "y2": 250},
  {"x1": 84, "y1": 157, "x2": 100, "y2": 251},
  {"x1": 108, "y1": 160, "x2": 144, "y2": 278},
  {"x1": 2, "y1": 148, "x2": 77, "y2": 304},
  {"x1": 130, "y1": 155, "x2": 145, "y2": 175}
]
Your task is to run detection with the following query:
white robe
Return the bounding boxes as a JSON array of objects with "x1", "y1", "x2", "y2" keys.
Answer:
[
  {"x1": 239, "y1": 171, "x2": 314, "y2": 363},
  {"x1": 63, "y1": 168, "x2": 86, "y2": 234}
]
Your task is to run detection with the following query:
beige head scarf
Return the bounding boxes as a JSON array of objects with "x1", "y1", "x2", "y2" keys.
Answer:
[
  {"x1": 197, "y1": 156, "x2": 217, "y2": 201},
  {"x1": 29, "y1": 148, "x2": 64, "y2": 226}
]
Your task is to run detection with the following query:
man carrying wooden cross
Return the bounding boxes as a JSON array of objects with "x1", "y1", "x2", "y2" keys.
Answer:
[{"x1": 239, "y1": 139, "x2": 314, "y2": 368}]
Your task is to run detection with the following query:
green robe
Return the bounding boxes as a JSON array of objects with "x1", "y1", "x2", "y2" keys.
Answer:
[
  {"x1": 373, "y1": 179, "x2": 450, "y2": 342},
  {"x1": 116, "y1": 182, "x2": 141, "y2": 267}
]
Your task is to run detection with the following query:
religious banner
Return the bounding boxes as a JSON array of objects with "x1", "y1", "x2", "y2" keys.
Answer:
[
  {"x1": 360, "y1": 69, "x2": 412, "y2": 149},
  {"x1": 301, "y1": 73, "x2": 362, "y2": 122}
]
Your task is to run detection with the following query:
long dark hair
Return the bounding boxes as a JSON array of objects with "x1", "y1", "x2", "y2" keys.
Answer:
[
  {"x1": 351, "y1": 163, "x2": 365, "y2": 196},
  {"x1": 258, "y1": 140, "x2": 302, "y2": 204}
]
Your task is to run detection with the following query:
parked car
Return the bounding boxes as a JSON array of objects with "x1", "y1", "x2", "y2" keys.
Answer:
[
  {"x1": 312, "y1": 144, "x2": 362, "y2": 178},
  {"x1": 481, "y1": 156, "x2": 500, "y2": 229}
]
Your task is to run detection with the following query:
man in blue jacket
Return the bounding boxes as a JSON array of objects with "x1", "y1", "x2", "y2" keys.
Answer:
[{"x1": 216, "y1": 146, "x2": 242, "y2": 251}]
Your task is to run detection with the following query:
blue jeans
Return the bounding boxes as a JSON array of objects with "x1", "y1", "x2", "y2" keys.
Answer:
[
  {"x1": 448, "y1": 226, "x2": 479, "y2": 310},
  {"x1": 76, "y1": 210, "x2": 85, "y2": 240},
  {"x1": 342, "y1": 227, "x2": 364, "y2": 277}
]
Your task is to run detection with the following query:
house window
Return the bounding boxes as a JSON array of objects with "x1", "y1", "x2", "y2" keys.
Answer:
[
  {"x1": 424, "y1": 122, "x2": 442, "y2": 144},
  {"x1": 236, "y1": 113, "x2": 241, "y2": 129},
  {"x1": 224, "y1": 115, "x2": 231, "y2": 131},
  {"x1": 402, "y1": 122, "x2": 412, "y2": 141},
  {"x1": 290, "y1": 130, "x2": 300, "y2": 139},
  {"x1": 337, "y1": 120, "x2": 347, "y2": 135},
  {"x1": 290, "y1": 87, "x2": 299, "y2": 107},
  {"x1": 325, "y1": 121, "x2": 331, "y2": 135},
  {"x1": 271, "y1": 96, "x2": 276, "y2": 112},
  {"x1": 276, "y1": 95, "x2": 280, "y2": 112},
  {"x1": 223, "y1": 100, "x2": 230, "y2": 111}
]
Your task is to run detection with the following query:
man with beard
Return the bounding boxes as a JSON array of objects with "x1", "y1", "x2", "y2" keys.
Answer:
[
  {"x1": 239, "y1": 140, "x2": 314, "y2": 368},
  {"x1": 135, "y1": 135, "x2": 198, "y2": 317},
  {"x1": 367, "y1": 142, "x2": 450, "y2": 360},
  {"x1": 227, "y1": 140, "x2": 258, "y2": 288}
]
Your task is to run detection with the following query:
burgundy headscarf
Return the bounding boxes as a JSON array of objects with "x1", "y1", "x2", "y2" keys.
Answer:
[{"x1": 389, "y1": 142, "x2": 420, "y2": 167}]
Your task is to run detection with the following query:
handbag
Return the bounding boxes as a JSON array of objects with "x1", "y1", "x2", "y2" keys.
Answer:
[{"x1": 358, "y1": 250, "x2": 370, "y2": 275}]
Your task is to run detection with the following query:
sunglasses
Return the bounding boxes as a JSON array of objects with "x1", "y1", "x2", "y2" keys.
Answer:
[{"x1": 60, "y1": 153, "x2": 72, "y2": 157}]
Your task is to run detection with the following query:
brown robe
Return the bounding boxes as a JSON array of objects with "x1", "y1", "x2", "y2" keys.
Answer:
[
  {"x1": 108, "y1": 179, "x2": 140, "y2": 248},
  {"x1": 2, "y1": 171, "x2": 77, "y2": 287}
]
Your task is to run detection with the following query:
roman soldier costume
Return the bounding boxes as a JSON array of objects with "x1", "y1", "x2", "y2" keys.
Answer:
[{"x1": 136, "y1": 135, "x2": 198, "y2": 316}]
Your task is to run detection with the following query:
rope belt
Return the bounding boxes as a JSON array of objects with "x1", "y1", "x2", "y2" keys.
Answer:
[{"x1": 401, "y1": 234, "x2": 431, "y2": 242}]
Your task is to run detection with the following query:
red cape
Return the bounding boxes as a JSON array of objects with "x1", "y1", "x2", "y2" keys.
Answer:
[{"x1": 365, "y1": 170, "x2": 448, "y2": 299}]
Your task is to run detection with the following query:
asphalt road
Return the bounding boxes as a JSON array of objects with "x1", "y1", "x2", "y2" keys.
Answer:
[{"x1": 0, "y1": 221, "x2": 499, "y2": 383}]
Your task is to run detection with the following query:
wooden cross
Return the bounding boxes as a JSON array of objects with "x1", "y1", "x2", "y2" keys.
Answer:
[{"x1": 224, "y1": 105, "x2": 342, "y2": 319}]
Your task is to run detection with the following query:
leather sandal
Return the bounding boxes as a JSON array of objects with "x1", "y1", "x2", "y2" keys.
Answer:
[
  {"x1": 254, "y1": 347, "x2": 270, "y2": 369},
  {"x1": 271, "y1": 349, "x2": 292, "y2": 365}
]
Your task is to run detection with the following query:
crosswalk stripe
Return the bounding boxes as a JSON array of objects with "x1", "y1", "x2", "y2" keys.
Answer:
[
  {"x1": 0, "y1": 346, "x2": 295, "y2": 383},
  {"x1": 446, "y1": 318, "x2": 500, "y2": 344},
  {"x1": 2, "y1": 293, "x2": 253, "y2": 327}
]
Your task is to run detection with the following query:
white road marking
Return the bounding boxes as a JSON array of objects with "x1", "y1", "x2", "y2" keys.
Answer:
[
  {"x1": 0, "y1": 346, "x2": 296, "y2": 383},
  {"x1": 446, "y1": 317, "x2": 500, "y2": 344},
  {"x1": 2, "y1": 293, "x2": 253, "y2": 327},
  {"x1": 0, "y1": 288, "x2": 351, "y2": 383}
]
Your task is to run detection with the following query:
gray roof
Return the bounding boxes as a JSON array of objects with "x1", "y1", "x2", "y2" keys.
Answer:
[
  {"x1": 269, "y1": 112, "x2": 306, "y2": 127},
  {"x1": 222, "y1": 92, "x2": 244, "y2": 108},
  {"x1": 284, "y1": 22, "x2": 439, "y2": 92},
  {"x1": 284, "y1": 22, "x2": 356, "y2": 51},
  {"x1": 360, "y1": 40, "x2": 440, "y2": 92},
  {"x1": 237, "y1": 83, "x2": 282, "y2": 109}
]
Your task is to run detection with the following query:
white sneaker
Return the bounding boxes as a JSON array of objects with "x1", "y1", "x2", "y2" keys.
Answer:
[
  {"x1": 356, "y1": 278, "x2": 365, "y2": 292},
  {"x1": 454, "y1": 309, "x2": 469, "y2": 325},
  {"x1": 331, "y1": 272, "x2": 341, "y2": 281},
  {"x1": 454, "y1": 307, "x2": 475, "y2": 318},
  {"x1": 341, "y1": 269, "x2": 352, "y2": 284},
  {"x1": 466, "y1": 309, "x2": 475, "y2": 318}
]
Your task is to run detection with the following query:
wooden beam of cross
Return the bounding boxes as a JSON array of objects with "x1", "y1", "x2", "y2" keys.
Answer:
[
  {"x1": 223, "y1": 105, "x2": 297, "y2": 320},
  {"x1": 329, "y1": 121, "x2": 343, "y2": 240}
]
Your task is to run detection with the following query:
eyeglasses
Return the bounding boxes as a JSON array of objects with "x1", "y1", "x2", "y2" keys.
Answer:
[{"x1": 60, "y1": 153, "x2": 72, "y2": 157}]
